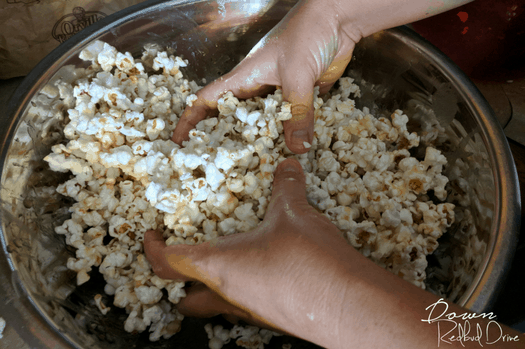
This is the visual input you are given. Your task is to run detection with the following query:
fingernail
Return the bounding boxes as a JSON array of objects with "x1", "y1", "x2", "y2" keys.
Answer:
[
  {"x1": 292, "y1": 129, "x2": 308, "y2": 140},
  {"x1": 291, "y1": 129, "x2": 312, "y2": 148}
]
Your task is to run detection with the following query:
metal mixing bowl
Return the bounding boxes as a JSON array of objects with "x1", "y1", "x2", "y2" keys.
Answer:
[{"x1": 0, "y1": 0, "x2": 520, "y2": 348}]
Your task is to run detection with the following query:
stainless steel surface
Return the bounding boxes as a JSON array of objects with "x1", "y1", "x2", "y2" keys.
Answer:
[
  {"x1": 472, "y1": 80, "x2": 512, "y2": 128},
  {"x1": 345, "y1": 28, "x2": 520, "y2": 311},
  {"x1": 473, "y1": 78, "x2": 525, "y2": 147},
  {"x1": 502, "y1": 79, "x2": 525, "y2": 146},
  {"x1": 0, "y1": 0, "x2": 521, "y2": 348}
]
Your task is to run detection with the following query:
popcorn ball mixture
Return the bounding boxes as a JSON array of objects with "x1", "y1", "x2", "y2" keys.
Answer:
[{"x1": 43, "y1": 41, "x2": 454, "y2": 346}]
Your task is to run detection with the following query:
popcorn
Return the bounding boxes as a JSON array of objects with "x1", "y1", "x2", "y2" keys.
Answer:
[
  {"x1": 44, "y1": 41, "x2": 455, "y2": 345},
  {"x1": 146, "y1": 118, "x2": 166, "y2": 140},
  {"x1": 209, "y1": 337, "x2": 225, "y2": 349},
  {"x1": 204, "y1": 324, "x2": 235, "y2": 349},
  {"x1": 229, "y1": 325, "x2": 279, "y2": 349},
  {"x1": 135, "y1": 285, "x2": 163, "y2": 305},
  {"x1": 186, "y1": 94, "x2": 198, "y2": 107},
  {"x1": 166, "y1": 282, "x2": 186, "y2": 303},
  {"x1": 94, "y1": 294, "x2": 111, "y2": 315},
  {"x1": 152, "y1": 51, "x2": 188, "y2": 75},
  {"x1": 44, "y1": 153, "x2": 92, "y2": 176},
  {"x1": 114, "y1": 284, "x2": 138, "y2": 308}
]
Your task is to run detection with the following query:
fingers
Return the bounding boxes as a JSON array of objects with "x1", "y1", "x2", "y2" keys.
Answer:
[
  {"x1": 317, "y1": 81, "x2": 336, "y2": 96},
  {"x1": 171, "y1": 75, "x2": 232, "y2": 145},
  {"x1": 317, "y1": 54, "x2": 352, "y2": 94},
  {"x1": 281, "y1": 50, "x2": 353, "y2": 153},
  {"x1": 266, "y1": 158, "x2": 308, "y2": 215},
  {"x1": 172, "y1": 98, "x2": 217, "y2": 145},
  {"x1": 172, "y1": 56, "x2": 275, "y2": 145},
  {"x1": 178, "y1": 284, "x2": 286, "y2": 333},
  {"x1": 177, "y1": 282, "x2": 237, "y2": 318},
  {"x1": 144, "y1": 230, "x2": 178, "y2": 279},
  {"x1": 281, "y1": 71, "x2": 315, "y2": 154},
  {"x1": 144, "y1": 230, "x2": 204, "y2": 282},
  {"x1": 273, "y1": 158, "x2": 306, "y2": 191}
]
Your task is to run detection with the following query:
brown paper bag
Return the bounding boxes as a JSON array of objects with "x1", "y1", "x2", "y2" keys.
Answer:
[{"x1": 0, "y1": 0, "x2": 147, "y2": 79}]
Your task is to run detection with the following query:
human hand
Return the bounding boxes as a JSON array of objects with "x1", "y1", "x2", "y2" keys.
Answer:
[
  {"x1": 144, "y1": 158, "x2": 356, "y2": 345},
  {"x1": 144, "y1": 160, "x2": 525, "y2": 349},
  {"x1": 171, "y1": 0, "x2": 359, "y2": 154}
]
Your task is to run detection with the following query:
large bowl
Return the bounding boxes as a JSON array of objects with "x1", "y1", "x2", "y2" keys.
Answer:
[{"x1": 0, "y1": 0, "x2": 520, "y2": 348}]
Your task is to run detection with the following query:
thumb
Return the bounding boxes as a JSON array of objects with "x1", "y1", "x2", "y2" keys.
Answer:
[
  {"x1": 177, "y1": 282, "x2": 237, "y2": 318},
  {"x1": 281, "y1": 71, "x2": 315, "y2": 154},
  {"x1": 144, "y1": 230, "x2": 209, "y2": 282},
  {"x1": 266, "y1": 158, "x2": 308, "y2": 215},
  {"x1": 178, "y1": 283, "x2": 288, "y2": 333}
]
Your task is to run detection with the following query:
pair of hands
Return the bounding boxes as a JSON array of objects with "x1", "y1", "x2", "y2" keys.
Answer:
[
  {"x1": 144, "y1": 0, "x2": 359, "y2": 341},
  {"x1": 143, "y1": 1, "x2": 523, "y2": 348},
  {"x1": 171, "y1": 0, "x2": 358, "y2": 154},
  {"x1": 145, "y1": 158, "x2": 350, "y2": 339}
]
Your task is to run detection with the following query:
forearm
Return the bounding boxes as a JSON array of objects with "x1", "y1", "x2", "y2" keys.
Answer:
[
  {"x1": 296, "y1": 247, "x2": 523, "y2": 349},
  {"x1": 305, "y1": 0, "x2": 473, "y2": 41},
  {"x1": 203, "y1": 223, "x2": 522, "y2": 349}
]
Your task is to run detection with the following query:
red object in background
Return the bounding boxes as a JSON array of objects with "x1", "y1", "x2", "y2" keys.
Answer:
[{"x1": 412, "y1": 0, "x2": 525, "y2": 81}]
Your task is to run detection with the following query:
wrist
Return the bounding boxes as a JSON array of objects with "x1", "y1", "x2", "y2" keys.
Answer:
[
  {"x1": 299, "y1": 0, "x2": 363, "y2": 44},
  {"x1": 327, "y1": 0, "x2": 473, "y2": 38},
  {"x1": 267, "y1": 239, "x2": 360, "y2": 348}
]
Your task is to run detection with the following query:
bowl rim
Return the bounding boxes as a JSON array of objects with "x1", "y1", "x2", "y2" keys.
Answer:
[
  {"x1": 389, "y1": 26, "x2": 520, "y2": 312},
  {"x1": 0, "y1": 1, "x2": 521, "y2": 348}
]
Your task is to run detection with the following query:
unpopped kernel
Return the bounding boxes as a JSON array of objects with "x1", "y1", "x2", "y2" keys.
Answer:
[{"x1": 43, "y1": 41, "x2": 455, "y2": 346}]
